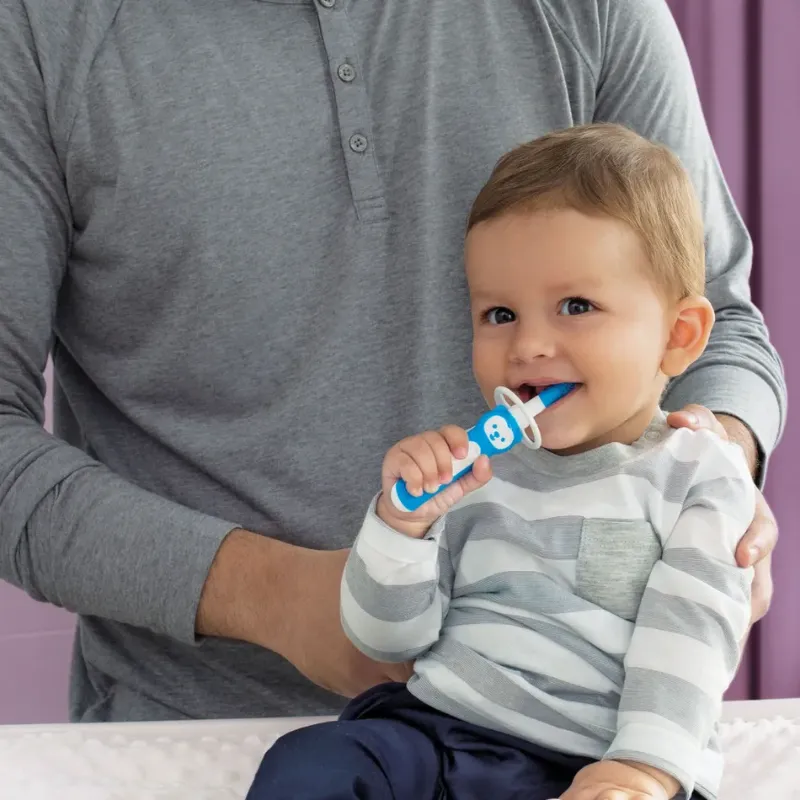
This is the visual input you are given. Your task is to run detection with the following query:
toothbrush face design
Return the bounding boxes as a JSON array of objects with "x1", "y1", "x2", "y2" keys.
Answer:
[{"x1": 390, "y1": 383, "x2": 576, "y2": 513}]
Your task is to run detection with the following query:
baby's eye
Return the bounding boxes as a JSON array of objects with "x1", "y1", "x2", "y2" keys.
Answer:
[
  {"x1": 484, "y1": 307, "x2": 516, "y2": 325},
  {"x1": 558, "y1": 297, "x2": 595, "y2": 316}
]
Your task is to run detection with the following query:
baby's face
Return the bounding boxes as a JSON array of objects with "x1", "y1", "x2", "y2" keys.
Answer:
[{"x1": 465, "y1": 208, "x2": 673, "y2": 454}]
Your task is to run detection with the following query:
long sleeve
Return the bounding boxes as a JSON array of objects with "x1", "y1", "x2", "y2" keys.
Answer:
[
  {"x1": 0, "y1": 2, "x2": 237, "y2": 644},
  {"x1": 604, "y1": 431, "x2": 755, "y2": 796},
  {"x1": 341, "y1": 498, "x2": 452, "y2": 662},
  {"x1": 593, "y1": 0, "x2": 786, "y2": 467}
]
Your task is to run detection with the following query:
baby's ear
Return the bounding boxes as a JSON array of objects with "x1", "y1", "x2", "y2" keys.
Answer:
[{"x1": 660, "y1": 295, "x2": 715, "y2": 377}]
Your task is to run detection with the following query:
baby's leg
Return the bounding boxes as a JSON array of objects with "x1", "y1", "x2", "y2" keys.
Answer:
[
  {"x1": 245, "y1": 717, "x2": 442, "y2": 800},
  {"x1": 439, "y1": 727, "x2": 591, "y2": 800},
  {"x1": 443, "y1": 743, "x2": 581, "y2": 800}
]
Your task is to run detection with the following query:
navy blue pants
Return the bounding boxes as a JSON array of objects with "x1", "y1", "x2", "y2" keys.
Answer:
[{"x1": 246, "y1": 682, "x2": 597, "y2": 800}]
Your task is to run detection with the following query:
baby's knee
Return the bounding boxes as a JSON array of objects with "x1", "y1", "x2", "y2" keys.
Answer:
[
  {"x1": 272, "y1": 722, "x2": 352, "y2": 758},
  {"x1": 246, "y1": 722, "x2": 375, "y2": 799}
]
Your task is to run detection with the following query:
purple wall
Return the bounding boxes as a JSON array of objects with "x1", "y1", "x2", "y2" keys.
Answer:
[
  {"x1": 1, "y1": 1, "x2": 798, "y2": 725},
  {"x1": 746, "y1": 0, "x2": 800, "y2": 701},
  {"x1": 668, "y1": 0, "x2": 800, "y2": 701},
  {"x1": 0, "y1": 583, "x2": 74, "y2": 724}
]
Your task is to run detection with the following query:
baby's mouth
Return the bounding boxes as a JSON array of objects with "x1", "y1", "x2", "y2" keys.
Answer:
[
  {"x1": 514, "y1": 383, "x2": 582, "y2": 404},
  {"x1": 514, "y1": 384, "x2": 538, "y2": 403}
]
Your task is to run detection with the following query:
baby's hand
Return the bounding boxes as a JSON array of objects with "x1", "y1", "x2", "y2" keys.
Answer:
[
  {"x1": 558, "y1": 760, "x2": 678, "y2": 800},
  {"x1": 376, "y1": 426, "x2": 493, "y2": 538}
]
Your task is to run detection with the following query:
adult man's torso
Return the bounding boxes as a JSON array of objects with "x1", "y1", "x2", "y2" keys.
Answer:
[{"x1": 29, "y1": 0, "x2": 604, "y2": 720}]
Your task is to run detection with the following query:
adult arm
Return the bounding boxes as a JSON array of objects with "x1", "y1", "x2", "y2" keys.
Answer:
[
  {"x1": 592, "y1": 0, "x2": 786, "y2": 478},
  {"x1": 0, "y1": 0, "x2": 239, "y2": 642}
]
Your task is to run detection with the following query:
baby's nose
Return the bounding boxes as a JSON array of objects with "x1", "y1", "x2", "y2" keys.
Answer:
[{"x1": 510, "y1": 322, "x2": 557, "y2": 362}]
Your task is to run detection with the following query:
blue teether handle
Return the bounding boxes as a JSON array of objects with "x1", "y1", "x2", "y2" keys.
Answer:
[{"x1": 390, "y1": 405, "x2": 524, "y2": 513}]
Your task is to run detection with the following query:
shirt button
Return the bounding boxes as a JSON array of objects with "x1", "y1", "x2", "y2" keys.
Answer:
[
  {"x1": 349, "y1": 134, "x2": 368, "y2": 153},
  {"x1": 337, "y1": 63, "x2": 356, "y2": 83},
  {"x1": 318, "y1": 0, "x2": 335, "y2": 8}
]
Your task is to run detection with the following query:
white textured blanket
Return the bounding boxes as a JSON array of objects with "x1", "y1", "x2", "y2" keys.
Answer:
[{"x1": 0, "y1": 700, "x2": 798, "y2": 799}]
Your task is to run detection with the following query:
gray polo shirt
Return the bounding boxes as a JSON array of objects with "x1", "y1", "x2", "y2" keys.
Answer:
[{"x1": 0, "y1": 0, "x2": 785, "y2": 721}]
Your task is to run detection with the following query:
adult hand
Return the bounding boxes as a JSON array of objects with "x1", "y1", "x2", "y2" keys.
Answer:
[
  {"x1": 197, "y1": 531, "x2": 413, "y2": 698},
  {"x1": 666, "y1": 405, "x2": 777, "y2": 628}
]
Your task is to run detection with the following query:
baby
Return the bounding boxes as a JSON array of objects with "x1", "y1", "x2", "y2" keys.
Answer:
[{"x1": 247, "y1": 123, "x2": 755, "y2": 800}]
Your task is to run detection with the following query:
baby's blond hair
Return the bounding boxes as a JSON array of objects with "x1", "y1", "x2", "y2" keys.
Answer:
[{"x1": 468, "y1": 123, "x2": 705, "y2": 299}]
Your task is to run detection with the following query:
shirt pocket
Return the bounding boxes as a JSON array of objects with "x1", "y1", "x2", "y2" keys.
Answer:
[{"x1": 575, "y1": 518, "x2": 662, "y2": 621}]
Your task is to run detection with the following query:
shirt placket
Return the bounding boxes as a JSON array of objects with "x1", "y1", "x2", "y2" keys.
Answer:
[{"x1": 313, "y1": 0, "x2": 387, "y2": 223}]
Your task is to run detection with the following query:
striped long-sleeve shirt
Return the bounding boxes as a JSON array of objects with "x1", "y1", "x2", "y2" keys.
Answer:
[{"x1": 342, "y1": 412, "x2": 755, "y2": 799}]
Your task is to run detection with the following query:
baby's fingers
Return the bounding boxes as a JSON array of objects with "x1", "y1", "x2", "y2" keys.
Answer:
[
  {"x1": 392, "y1": 452, "x2": 426, "y2": 497},
  {"x1": 419, "y1": 430, "x2": 459, "y2": 488},
  {"x1": 457, "y1": 455, "x2": 493, "y2": 495},
  {"x1": 439, "y1": 425, "x2": 470, "y2": 464},
  {"x1": 395, "y1": 435, "x2": 448, "y2": 494}
]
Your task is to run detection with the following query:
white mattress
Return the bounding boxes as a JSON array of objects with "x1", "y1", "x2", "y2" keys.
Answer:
[{"x1": 0, "y1": 700, "x2": 798, "y2": 799}]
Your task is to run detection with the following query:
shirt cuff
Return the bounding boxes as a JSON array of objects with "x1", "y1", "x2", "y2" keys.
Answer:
[
  {"x1": 662, "y1": 364, "x2": 782, "y2": 486},
  {"x1": 163, "y1": 515, "x2": 242, "y2": 646},
  {"x1": 356, "y1": 494, "x2": 442, "y2": 567},
  {"x1": 604, "y1": 723, "x2": 699, "y2": 799}
]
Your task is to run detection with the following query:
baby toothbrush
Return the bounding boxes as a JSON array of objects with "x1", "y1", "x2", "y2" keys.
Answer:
[{"x1": 391, "y1": 383, "x2": 576, "y2": 513}]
